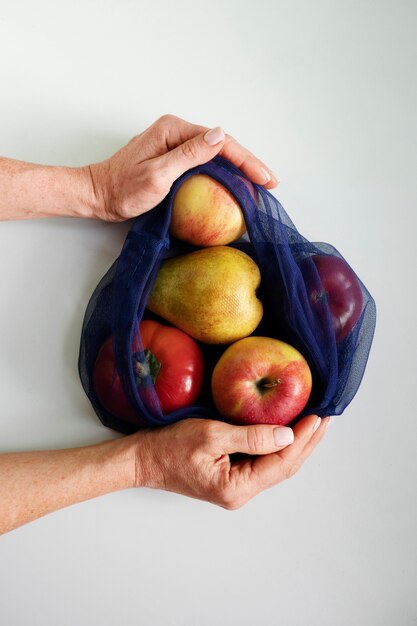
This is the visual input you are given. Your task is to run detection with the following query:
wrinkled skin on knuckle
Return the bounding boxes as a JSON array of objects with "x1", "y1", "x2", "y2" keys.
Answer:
[
  {"x1": 181, "y1": 140, "x2": 199, "y2": 161},
  {"x1": 245, "y1": 427, "x2": 267, "y2": 455},
  {"x1": 156, "y1": 113, "x2": 177, "y2": 126},
  {"x1": 150, "y1": 114, "x2": 178, "y2": 147},
  {"x1": 199, "y1": 420, "x2": 221, "y2": 448},
  {"x1": 148, "y1": 126, "x2": 169, "y2": 152}
]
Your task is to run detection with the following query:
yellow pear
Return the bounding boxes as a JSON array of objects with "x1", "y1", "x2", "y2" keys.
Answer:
[{"x1": 147, "y1": 246, "x2": 263, "y2": 344}]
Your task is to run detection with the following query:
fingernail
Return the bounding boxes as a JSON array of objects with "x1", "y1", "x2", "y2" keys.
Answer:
[
  {"x1": 313, "y1": 417, "x2": 321, "y2": 433},
  {"x1": 274, "y1": 427, "x2": 294, "y2": 447},
  {"x1": 271, "y1": 171, "x2": 281, "y2": 184},
  {"x1": 204, "y1": 127, "x2": 225, "y2": 146},
  {"x1": 260, "y1": 167, "x2": 272, "y2": 183},
  {"x1": 326, "y1": 416, "x2": 334, "y2": 428}
]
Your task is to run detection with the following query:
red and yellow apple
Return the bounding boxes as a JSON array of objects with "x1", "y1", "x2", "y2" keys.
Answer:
[
  {"x1": 170, "y1": 174, "x2": 246, "y2": 246},
  {"x1": 211, "y1": 336, "x2": 312, "y2": 426}
]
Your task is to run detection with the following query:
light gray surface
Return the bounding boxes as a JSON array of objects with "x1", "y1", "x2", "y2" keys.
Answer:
[{"x1": 0, "y1": 1, "x2": 416, "y2": 624}]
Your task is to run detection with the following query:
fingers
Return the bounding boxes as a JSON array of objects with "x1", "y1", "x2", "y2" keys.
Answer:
[
  {"x1": 293, "y1": 416, "x2": 332, "y2": 468},
  {"x1": 212, "y1": 421, "x2": 295, "y2": 456},
  {"x1": 238, "y1": 415, "x2": 330, "y2": 492},
  {"x1": 145, "y1": 115, "x2": 279, "y2": 188},
  {"x1": 277, "y1": 414, "x2": 323, "y2": 466},
  {"x1": 149, "y1": 127, "x2": 227, "y2": 185},
  {"x1": 150, "y1": 115, "x2": 208, "y2": 152},
  {"x1": 220, "y1": 135, "x2": 279, "y2": 188}
]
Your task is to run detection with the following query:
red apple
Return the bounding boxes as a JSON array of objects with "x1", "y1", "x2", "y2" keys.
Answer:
[
  {"x1": 170, "y1": 174, "x2": 246, "y2": 246},
  {"x1": 309, "y1": 255, "x2": 363, "y2": 342},
  {"x1": 211, "y1": 336, "x2": 312, "y2": 426}
]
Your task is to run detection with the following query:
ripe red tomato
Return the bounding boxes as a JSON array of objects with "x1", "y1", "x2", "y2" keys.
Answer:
[{"x1": 93, "y1": 320, "x2": 204, "y2": 421}]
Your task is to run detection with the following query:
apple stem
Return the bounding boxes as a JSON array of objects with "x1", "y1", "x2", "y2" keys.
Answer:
[{"x1": 262, "y1": 379, "x2": 281, "y2": 388}]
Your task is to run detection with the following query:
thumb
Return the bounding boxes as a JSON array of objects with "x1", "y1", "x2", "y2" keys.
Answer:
[
  {"x1": 221, "y1": 423, "x2": 295, "y2": 456},
  {"x1": 154, "y1": 127, "x2": 226, "y2": 182}
]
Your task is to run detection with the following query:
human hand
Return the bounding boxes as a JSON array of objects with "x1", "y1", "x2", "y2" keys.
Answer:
[
  {"x1": 88, "y1": 114, "x2": 279, "y2": 222},
  {"x1": 131, "y1": 414, "x2": 331, "y2": 510}
]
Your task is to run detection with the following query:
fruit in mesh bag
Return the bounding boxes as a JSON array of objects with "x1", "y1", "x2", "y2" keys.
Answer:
[
  {"x1": 211, "y1": 336, "x2": 312, "y2": 426},
  {"x1": 93, "y1": 320, "x2": 204, "y2": 420},
  {"x1": 301, "y1": 254, "x2": 364, "y2": 343},
  {"x1": 147, "y1": 246, "x2": 263, "y2": 344},
  {"x1": 170, "y1": 174, "x2": 246, "y2": 246}
]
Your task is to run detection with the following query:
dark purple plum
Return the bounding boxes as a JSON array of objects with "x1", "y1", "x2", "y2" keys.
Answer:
[{"x1": 310, "y1": 255, "x2": 363, "y2": 342}]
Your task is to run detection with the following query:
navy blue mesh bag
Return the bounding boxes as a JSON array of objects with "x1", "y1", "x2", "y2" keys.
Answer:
[{"x1": 78, "y1": 156, "x2": 376, "y2": 434}]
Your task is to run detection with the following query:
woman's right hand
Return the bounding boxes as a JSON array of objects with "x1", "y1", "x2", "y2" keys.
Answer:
[
  {"x1": 129, "y1": 414, "x2": 332, "y2": 509},
  {"x1": 88, "y1": 114, "x2": 279, "y2": 222}
]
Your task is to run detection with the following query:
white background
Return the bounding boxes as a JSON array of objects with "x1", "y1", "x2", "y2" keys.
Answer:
[{"x1": 0, "y1": 1, "x2": 416, "y2": 624}]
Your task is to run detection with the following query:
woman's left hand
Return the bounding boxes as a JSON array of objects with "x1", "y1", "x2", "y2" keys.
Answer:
[{"x1": 88, "y1": 114, "x2": 279, "y2": 222}]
